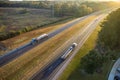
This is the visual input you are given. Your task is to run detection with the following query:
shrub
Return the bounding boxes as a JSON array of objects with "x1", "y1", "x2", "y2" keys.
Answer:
[{"x1": 80, "y1": 50, "x2": 104, "y2": 74}]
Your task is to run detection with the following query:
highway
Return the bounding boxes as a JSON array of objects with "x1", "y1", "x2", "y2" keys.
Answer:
[
  {"x1": 0, "y1": 8, "x2": 115, "y2": 67},
  {"x1": 0, "y1": 12, "x2": 99, "y2": 67},
  {"x1": 30, "y1": 14, "x2": 107, "y2": 80},
  {"x1": 50, "y1": 15, "x2": 106, "y2": 80}
]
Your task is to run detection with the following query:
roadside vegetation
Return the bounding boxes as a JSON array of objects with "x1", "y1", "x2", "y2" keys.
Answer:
[
  {"x1": 81, "y1": 8, "x2": 120, "y2": 75},
  {"x1": 58, "y1": 8, "x2": 120, "y2": 80}
]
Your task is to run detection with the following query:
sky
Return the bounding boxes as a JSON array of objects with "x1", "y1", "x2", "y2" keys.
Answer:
[{"x1": 9, "y1": 0, "x2": 120, "y2": 1}]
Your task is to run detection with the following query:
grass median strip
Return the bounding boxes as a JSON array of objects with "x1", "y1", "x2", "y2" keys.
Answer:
[
  {"x1": 58, "y1": 25, "x2": 101, "y2": 80},
  {"x1": 0, "y1": 15, "x2": 97, "y2": 80}
]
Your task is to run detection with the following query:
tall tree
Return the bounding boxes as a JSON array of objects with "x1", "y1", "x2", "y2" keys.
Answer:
[{"x1": 98, "y1": 8, "x2": 120, "y2": 50}]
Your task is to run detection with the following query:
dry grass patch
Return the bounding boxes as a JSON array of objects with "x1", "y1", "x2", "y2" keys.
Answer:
[{"x1": 0, "y1": 15, "x2": 97, "y2": 80}]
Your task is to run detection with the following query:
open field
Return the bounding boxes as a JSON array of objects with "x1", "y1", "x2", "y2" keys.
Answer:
[
  {"x1": 0, "y1": 7, "x2": 60, "y2": 32},
  {"x1": 58, "y1": 24, "x2": 113, "y2": 80},
  {"x1": 0, "y1": 7, "x2": 71, "y2": 41},
  {"x1": 0, "y1": 15, "x2": 74, "y2": 55},
  {"x1": 0, "y1": 15, "x2": 98, "y2": 80}
]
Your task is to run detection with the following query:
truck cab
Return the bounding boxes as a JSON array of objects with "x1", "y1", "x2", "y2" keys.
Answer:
[
  {"x1": 71, "y1": 43, "x2": 77, "y2": 48},
  {"x1": 31, "y1": 38, "x2": 37, "y2": 45}
]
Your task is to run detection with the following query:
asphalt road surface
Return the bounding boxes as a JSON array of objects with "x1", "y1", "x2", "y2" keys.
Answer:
[
  {"x1": 50, "y1": 15, "x2": 106, "y2": 80},
  {"x1": 30, "y1": 14, "x2": 107, "y2": 80},
  {"x1": 0, "y1": 12, "x2": 98, "y2": 67}
]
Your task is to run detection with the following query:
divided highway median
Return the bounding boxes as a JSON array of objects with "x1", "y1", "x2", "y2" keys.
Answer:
[
  {"x1": 0, "y1": 15, "x2": 98, "y2": 80},
  {"x1": 57, "y1": 20, "x2": 107, "y2": 80}
]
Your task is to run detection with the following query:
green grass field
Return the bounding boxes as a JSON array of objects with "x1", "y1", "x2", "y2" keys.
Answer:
[{"x1": 58, "y1": 24, "x2": 113, "y2": 80}]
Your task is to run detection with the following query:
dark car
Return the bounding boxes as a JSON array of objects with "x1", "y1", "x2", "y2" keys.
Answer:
[{"x1": 114, "y1": 76, "x2": 120, "y2": 80}]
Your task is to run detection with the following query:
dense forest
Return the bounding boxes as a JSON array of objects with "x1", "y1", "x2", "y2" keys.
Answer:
[
  {"x1": 80, "y1": 8, "x2": 120, "y2": 74},
  {"x1": 99, "y1": 8, "x2": 120, "y2": 50},
  {"x1": 54, "y1": 1, "x2": 120, "y2": 17},
  {"x1": 0, "y1": 1, "x2": 119, "y2": 41}
]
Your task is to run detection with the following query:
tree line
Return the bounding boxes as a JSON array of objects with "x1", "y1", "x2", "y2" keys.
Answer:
[
  {"x1": 53, "y1": 1, "x2": 120, "y2": 17},
  {"x1": 54, "y1": 2, "x2": 93, "y2": 17},
  {"x1": 0, "y1": 1, "x2": 50, "y2": 9},
  {"x1": 80, "y1": 8, "x2": 120, "y2": 74},
  {"x1": 0, "y1": 1, "x2": 119, "y2": 17},
  {"x1": 99, "y1": 8, "x2": 120, "y2": 50}
]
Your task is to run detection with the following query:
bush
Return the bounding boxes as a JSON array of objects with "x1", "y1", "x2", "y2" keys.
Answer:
[
  {"x1": 80, "y1": 50, "x2": 104, "y2": 74},
  {"x1": 104, "y1": 51, "x2": 120, "y2": 61}
]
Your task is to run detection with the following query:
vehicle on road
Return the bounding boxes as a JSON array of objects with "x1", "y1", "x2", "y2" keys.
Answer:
[
  {"x1": 41, "y1": 43, "x2": 77, "y2": 79},
  {"x1": 61, "y1": 43, "x2": 77, "y2": 59},
  {"x1": 31, "y1": 34, "x2": 48, "y2": 45},
  {"x1": 114, "y1": 75, "x2": 120, "y2": 80}
]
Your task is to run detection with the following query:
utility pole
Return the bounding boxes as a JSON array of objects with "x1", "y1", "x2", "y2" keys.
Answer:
[{"x1": 51, "y1": 0, "x2": 54, "y2": 17}]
